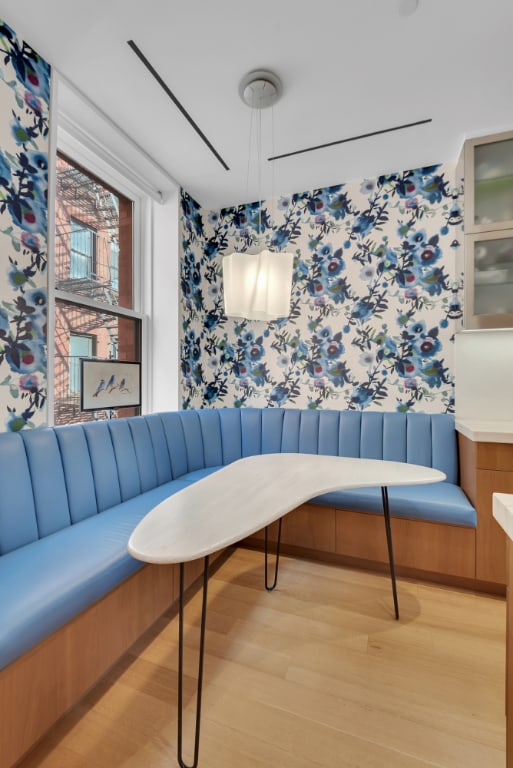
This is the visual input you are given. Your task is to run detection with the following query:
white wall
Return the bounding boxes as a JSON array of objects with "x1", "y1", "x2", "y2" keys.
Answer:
[
  {"x1": 150, "y1": 190, "x2": 180, "y2": 412},
  {"x1": 454, "y1": 330, "x2": 513, "y2": 420}
]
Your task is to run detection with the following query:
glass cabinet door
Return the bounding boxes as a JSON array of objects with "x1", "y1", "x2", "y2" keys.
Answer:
[
  {"x1": 474, "y1": 138, "x2": 513, "y2": 227},
  {"x1": 465, "y1": 231, "x2": 513, "y2": 328},
  {"x1": 465, "y1": 131, "x2": 513, "y2": 233}
]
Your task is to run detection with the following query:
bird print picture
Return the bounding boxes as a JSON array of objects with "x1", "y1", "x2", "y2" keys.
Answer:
[{"x1": 80, "y1": 360, "x2": 141, "y2": 411}]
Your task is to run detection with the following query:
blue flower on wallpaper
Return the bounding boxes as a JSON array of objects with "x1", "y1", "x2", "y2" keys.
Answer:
[
  {"x1": 1, "y1": 285, "x2": 47, "y2": 381},
  {"x1": 8, "y1": 195, "x2": 46, "y2": 234},
  {"x1": 179, "y1": 162, "x2": 461, "y2": 414},
  {"x1": 350, "y1": 298, "x2": 375, "y2": 323},
  {"x1": 269, "y1": 383, "x2": 290, "y2": 405},
  {"x1": 181, "y1": 254, "x2": 204, "y2": 314},
  {"x1": 352, "y1": 212, "x2": 375, "y2": 238},
  {"x1": 181, "y1": 192, "x2": 204, "y2": 238},
  {"x1": 381, "y1": 167, "x2": 449, "y2": 206},
  {"x1": 0, "y1": 23, "x2": 50, "y2": 103},
  {"x1": 296, "y1": 186, "x2": 352, "y2": 222},
  {"x1": 300, "y1": 244, "x2": 351, "y2": 306},
  {"x1": 376, "y1": 246, "x2": 398, "y2": 274},
  {"x1": 269, "y1": 210, "x2": 301, "y2": 249},
  {"x1": 4, "y1": 340, "x2": 45, "y2": 374},
  {"x1": 349, "y1": 384, "x2": 374, "y2": 409},
  {"x1": 0, "y1": 19, "x2": 50, "y2": 430}
]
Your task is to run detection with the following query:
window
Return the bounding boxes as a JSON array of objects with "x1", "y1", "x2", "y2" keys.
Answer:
[
  {"x1": 54, "y1": 153, "x2": 142, "y2": 425},
  {"x1": 110, "y1": 239, "x2": 119, "y2": 292},
  {"x1": 69, "y1": 334, "x2": 94, "y2": 393},
  {"x1": 70, "y1": 218, "x2": 96, "y2": 280}
]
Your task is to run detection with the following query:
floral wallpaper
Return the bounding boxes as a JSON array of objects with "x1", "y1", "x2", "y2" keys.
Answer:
[
  {"x1": 0, "y1": 20, "x2": 50, "y2": 431},
  {"x1": 180, "y1": 163, "x2": 464, "y2": 413}
]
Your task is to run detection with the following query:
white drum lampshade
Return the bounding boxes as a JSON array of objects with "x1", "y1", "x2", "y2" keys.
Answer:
[{"x1": 223, "y1": 250, "x2": 294, "y2": 321}]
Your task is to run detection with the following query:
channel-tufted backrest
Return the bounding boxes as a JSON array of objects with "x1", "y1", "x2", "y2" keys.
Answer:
[
  {"x1": 178, "y1": 408, "x2": 458, "y2": 483},
  {"x1": 192, "y1": 409, "x2": 458, "y2": 484},
  {"x1": 0, "y1": 408, "x2": 459, "y2": 556},
  {"x1": 0, "y1": 433, "x2": 39, "y2": 555}
]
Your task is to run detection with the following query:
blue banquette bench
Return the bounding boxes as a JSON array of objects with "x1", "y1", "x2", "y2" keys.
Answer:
[{"x1": 0, "y1": 408, "x2": 476, "y2": 768}]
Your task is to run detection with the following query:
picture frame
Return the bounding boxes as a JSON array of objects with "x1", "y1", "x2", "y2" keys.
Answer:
[{"x1": 80, "y1": 359, "x2": 141, "y2": 411}]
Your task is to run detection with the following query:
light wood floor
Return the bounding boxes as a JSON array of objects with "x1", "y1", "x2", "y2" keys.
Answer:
[{"x1": 18, "y1": 548, "x2": 506, "y2": 768}]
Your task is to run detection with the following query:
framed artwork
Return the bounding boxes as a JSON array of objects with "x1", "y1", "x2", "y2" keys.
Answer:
[{"x1": 80, "y1": 359, "x2": 141, "y2": 411}]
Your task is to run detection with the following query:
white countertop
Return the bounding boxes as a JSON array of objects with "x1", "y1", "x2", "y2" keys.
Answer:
[
  {"x1": 493, "y1": 493, "x2": 513, "y2": 541},
  {"x1": 128, "y1": 453, "x2": 445, "y2": 564},
  {"x1": 456, "y1": 419, "x2": 513, "y2": 444}
]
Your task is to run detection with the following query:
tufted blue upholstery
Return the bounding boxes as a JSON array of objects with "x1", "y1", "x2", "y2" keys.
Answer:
[
  {"x1": 0, "y1": 433, "x2": 39, "y2": 554},
  {"x1": 0, "y1": 408, "x2": 473, "y2": 671}
]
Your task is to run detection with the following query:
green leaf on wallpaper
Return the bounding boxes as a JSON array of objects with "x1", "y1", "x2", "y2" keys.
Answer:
[
  {"x1": 14, "y1": 91, "x2": 23, "y2": 109},
  {"x1": 11, "y1": 239, "x2": 20, "y2": 252},
  {"x1": 0, "y1": 375, "x2": 11, "y2": 386},
  {"x1": 9, "y1": 385, "x2": 19, "y2": 398}
]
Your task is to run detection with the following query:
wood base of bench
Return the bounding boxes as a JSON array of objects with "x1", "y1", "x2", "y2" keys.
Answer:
[
  {"x1": 243, "y1": 503, "x2": 504, "y2": 596},
  {"x1": 0, "y1": 554, "x2": 225, "y2": 768}
]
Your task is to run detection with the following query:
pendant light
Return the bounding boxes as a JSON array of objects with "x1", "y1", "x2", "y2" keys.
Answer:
[{"x1": 223, "y1": 70, "x2": 293, "y2": 321}]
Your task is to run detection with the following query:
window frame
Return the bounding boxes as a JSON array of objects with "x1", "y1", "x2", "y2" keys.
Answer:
[{"x1": 50, "y1": 126, "x2": 150, "y2": 424}]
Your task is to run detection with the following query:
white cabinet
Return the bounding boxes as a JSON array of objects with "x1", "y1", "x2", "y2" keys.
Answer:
[{"x1": 460, "y1": 130, "x2": 513, "y2": 329}]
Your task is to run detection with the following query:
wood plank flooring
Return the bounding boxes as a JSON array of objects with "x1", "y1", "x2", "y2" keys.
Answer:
[{"x1": 17, "y1": 548, "x2": 507, "y2": 768}]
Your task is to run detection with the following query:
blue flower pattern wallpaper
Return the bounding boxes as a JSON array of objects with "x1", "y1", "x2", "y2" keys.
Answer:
[
  {"x1": 180, "y1": 164, "x2": 463, "y2": 412},
  {"x1": 0, "y1": 20, "x2": 50, "y2": 430}
]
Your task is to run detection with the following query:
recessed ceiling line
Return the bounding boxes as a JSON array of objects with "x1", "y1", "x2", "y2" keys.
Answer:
[
  {"x1": 268, "y1": 118, "x2": 433, "y2": 161},
  {"x1": 127, "y1": 39, "x2": 230, "y2": 171}
]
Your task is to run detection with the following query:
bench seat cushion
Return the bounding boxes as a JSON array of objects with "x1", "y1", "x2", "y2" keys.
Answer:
[
  {"x1": 310, "y1": 482, "x2": 477, "y2": 527},
  {"x1": 0, "y1": 466, "x2": 221, "y2": 670}
]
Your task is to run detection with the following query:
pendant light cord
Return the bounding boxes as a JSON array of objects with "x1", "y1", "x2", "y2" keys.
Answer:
[
  {"x1": 240, "y1": 74, "x2": 282, "y2": 248},
  {"x1": 271, "y1": 102, "x2": 276, "y2": 236},
  {"x1": 257, "y1": 101, "x2": 262, "y2": 241},
  {"x1": 245, "y1": 102, "x2": 255, "y2": 212}
]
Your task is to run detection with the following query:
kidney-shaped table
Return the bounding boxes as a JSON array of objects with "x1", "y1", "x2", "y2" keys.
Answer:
[{"x1": 128, "y1": 453, "x2": 445, "y2": 768}]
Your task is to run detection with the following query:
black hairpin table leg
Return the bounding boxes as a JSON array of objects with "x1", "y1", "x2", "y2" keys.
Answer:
[
  {"x1": 177, "y1": 555, "x2": 209, "y2": 768},
  {"x1": 381, "y1": 486, "x2": 399, "y2": 620},
  {"x1": 264, "y1": 517, "x2": 283, "y2": 591}
]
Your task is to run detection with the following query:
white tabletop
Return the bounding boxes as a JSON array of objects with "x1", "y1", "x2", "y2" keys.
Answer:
[{"x1": 128, "y1": 453, "x2": 445, "y2": 565}]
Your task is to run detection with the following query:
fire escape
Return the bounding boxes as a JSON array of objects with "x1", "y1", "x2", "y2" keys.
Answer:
[
  {"x1": 54, "y1": 159, "x2": 121, "y2": 424},
  {"x1": 55, "y1": 163, "x2": 120, "y2": 305}
]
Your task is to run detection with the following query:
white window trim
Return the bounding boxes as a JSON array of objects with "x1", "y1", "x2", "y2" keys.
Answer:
[
  {"x1": 49, "y1": 71, "x2": 181, "y2": 422},
  {"x1": 54, "y1": 289, "x2": 144, "y2": 321},
  {"x1": 49, "y1": 121, "x2": 152, "y2": 421}
]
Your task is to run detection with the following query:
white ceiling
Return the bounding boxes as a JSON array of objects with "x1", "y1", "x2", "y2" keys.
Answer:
[{"x1": 1, "y1": 0, "x2": 512, "y2": 210}]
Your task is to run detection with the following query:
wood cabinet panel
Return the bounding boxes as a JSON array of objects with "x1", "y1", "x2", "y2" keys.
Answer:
[
  {"x1": 245, "y1": 504, "x2": 336, "y2": 553},
  {"x1": 281, "y1": 504, "x2": 336, "y2": 552},
  {"x1": 459, "y1": 433, "x2": 478, "y2": 503},
  {"x1": 459, "y1": 433, "x2": 513, "y2": 585},
  {"x1": 244, "y1": 501, "x2": 477, "y2": 584},
  {"x1": 477, "y1": 442, "x2": 513, "y2": 472},
  {"x1": 476, "y1": 469, "x2": 513, "y2": 583},
  {"x1": 335, "y1": 509, "x2": 476, "y2": 579}
]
